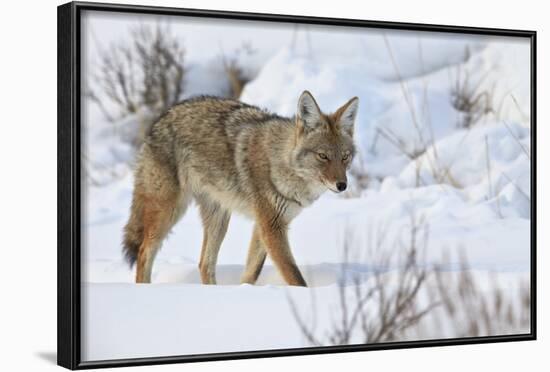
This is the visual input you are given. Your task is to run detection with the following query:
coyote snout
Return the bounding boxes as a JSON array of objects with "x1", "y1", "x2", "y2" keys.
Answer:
[
  {"x1": 123, "y1": 90, "x2": 359, "y2": 287},
  {"x1": 321, "y1": 163, "x2": 349, "y2": 193}
]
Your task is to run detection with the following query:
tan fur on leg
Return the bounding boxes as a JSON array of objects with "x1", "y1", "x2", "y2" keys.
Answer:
[
  {"x1": 135, "y1": 201, "x2": 172, "y2": 283},
  {"x1": 134, "y1": 184, "x2": 190, "y2": 283},
  {"x1": 197, "y1": 196, "x2": 231, "y2": 284},
  {"x1": 241, "y1": 225, "x2": 267, "y2": 284},
  {"x1": 255, "y1": 204, "x2": 307, "y2": 287}
]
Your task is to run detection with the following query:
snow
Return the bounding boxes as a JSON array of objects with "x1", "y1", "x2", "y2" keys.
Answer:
[
  {"x1": 398, "y1": 121, "x2": 531, "y2": 218},
  {"x1": 81, "y1": 11, "x2": 532, "y2": 362}
]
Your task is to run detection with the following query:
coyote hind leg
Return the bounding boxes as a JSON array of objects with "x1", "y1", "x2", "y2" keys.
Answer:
[
  {"x1": 197, "y1": 196, "x2": 230, "y2": 285},
  {"x1": 241, "y1": 225, "x2": 267, "y2": 284},
  {"x1": 135, "y1": 196, "x2": 180, "y2": 283},
  {"x1": 135, "y1": 185, "x2": 191, "y2": 283},
  {"x1": 132, "y1": 148, "x2": 191, "y2": 283}
]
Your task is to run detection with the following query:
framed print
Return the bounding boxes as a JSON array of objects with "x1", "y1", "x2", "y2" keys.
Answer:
[{"x1": 57, "y1": 1, "x2": 536, "y2": 369}]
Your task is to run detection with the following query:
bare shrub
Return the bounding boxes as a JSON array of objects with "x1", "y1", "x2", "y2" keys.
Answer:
[
  {"x1": 348, "y1": 36, "x2": 461, "y2": 193},
  {"x1": 87, "y1": 24, "x2": 186, "y2": 147},
  {"x1": 429, "y1": 252, "x2": 531, "y2": 338},
  {"x1": 288, "y1": 214, "x2": 437, "y2": 345},
  {"x1": 373, "y1": 35, "x2": 463, "y2": 189},
  {"x1": 219, "y1": 43, "x2": 256, "y2": 99},
  {"x1": 288, "y1": 215, "x2": 531, "y2": 346},
  {"x1": 450, "y1": 60, "x2": 495, "y2": 129}
]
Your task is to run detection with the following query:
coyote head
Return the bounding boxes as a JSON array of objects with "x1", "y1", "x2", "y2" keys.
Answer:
[{"x1": 292, "y1": 90, "x2": 359, "y2": 193}]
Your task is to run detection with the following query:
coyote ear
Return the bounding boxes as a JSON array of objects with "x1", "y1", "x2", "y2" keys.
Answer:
[
  {"x1": 297, "y1": 90, "x2": 322, "y2": 131},
  {"x1": 335, "y1": 96, "x2": 359, "y2": 135}
]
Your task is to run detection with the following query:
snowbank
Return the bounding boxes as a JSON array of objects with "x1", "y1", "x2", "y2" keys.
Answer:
[{"x1": 81, "y1": 17, "x2": 532, "y2": 361}]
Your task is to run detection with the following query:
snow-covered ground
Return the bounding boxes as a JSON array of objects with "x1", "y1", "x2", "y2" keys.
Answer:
[{"x1": 81, "y1": 11, "x2": 532, "y2": 361}]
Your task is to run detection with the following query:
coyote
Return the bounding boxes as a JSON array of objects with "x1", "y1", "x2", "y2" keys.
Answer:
[{"x1": 123, "y1": 91, "x2": 359, "y2": 286}]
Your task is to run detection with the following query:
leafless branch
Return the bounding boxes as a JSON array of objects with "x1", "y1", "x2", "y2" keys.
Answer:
[
  {"x1": 289, "y1": 214, "x2": 435, "y2": 345},
  {"x1": 219, "y1": 42, "x2": 255, "y2": 99},
  {"x1": 88, "y1": 23, "x2": 186, "y2": 147}
]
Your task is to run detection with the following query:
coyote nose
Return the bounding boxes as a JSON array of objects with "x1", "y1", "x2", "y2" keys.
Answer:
[{"x1": 336, "y1": 182, "x2": 347, "y2": 192}]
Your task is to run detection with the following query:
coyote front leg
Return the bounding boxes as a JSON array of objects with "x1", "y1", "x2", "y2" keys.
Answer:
[{"x1": 256, "y1": 206, "x2": 307, "y2": 287}]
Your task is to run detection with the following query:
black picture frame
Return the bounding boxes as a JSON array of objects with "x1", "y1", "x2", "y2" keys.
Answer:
[{"x1": 57, "y1": 1, "x2": 537, "y2": 369}]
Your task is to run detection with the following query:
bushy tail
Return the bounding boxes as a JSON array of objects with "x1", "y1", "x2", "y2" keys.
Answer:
[{"x1": 122, "y1": 195, "x2": 144, "y2": 267}]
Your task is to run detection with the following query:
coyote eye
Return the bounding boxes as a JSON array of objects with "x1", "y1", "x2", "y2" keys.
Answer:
[
  {"x1": 317, "y1": 153, "x2": 328, "y2": 161},
  {"x1": 342, "y1": 153, "x2": 350, "y2": 161}
]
